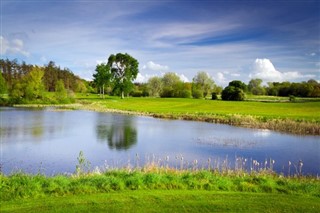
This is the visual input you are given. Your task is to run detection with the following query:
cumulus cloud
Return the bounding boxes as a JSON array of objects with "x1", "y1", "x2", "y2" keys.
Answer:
[
  {"x1": 249, "y1": 58, "x2": 315, "y2": 83},
  {"x1": 178, "y1": 74, "x2": 190, "y2": 82},
  {"x1": 142, "y1": 61, "x2": 169, "y2": 72},
  {"x1": 0, "y1": 36, "x2": 30, "y2": 57},
  {"x1": 214, "y1": 72, "x2": 227, "y2": 86}
]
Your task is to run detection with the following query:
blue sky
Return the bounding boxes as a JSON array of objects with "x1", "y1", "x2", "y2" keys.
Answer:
[{"x1": 1, "y1": 0, "x2": 319, "y2": 86}]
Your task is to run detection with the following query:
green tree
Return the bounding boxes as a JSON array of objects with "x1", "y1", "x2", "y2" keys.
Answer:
[
  {"x1": 107, "y1": 53, "x2": 139, "y2": 99},
  {"x1": 221, "y1": 80, "x2": 246, "y2": 101},
  {"x1": 248, "y1": 78, "x2": 265, "y2": 95},
  {"x1": 24, "y1": 66, "x2": 45, "y2": 100},
  {"x1": 192, "y1": 71, "x2": 215, "y2": 97},
  {"x1": 93, "y1": 63, "x2": 111, "y2": 98},
  {"x1": 147, "y1": 76, "x2": 163, "y2": 97},
  {"x1": 229, "y1": 80, "x2": 247, "y2": 92},
  {"x1": 160, "y1": 72, "x2": 182, "y2": 98},
  {"x1": 55, "y1": 79, "x2": 68, "y2": 103},
  {"x1": 0, "y1": 71, "x2": 7, "y2": 95}
]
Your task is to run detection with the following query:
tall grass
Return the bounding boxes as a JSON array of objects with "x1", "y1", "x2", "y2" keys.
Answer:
[{"x1": 1, "y1": 169, "x2": 319, "y2": 201}]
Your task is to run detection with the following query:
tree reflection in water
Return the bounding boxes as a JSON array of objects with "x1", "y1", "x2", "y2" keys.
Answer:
[{"x1": 96, "y1": 113, "x2": 137, "y2": 150}]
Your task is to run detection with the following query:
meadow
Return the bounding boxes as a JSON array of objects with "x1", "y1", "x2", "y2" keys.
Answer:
[{"x1": 74, "y1": 95, "x2": 320, "y2": 135}]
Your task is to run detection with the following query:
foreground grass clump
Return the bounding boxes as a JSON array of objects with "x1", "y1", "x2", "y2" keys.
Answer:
[
  {"x1": 1, "y1": 170, "x2": 320, "y2": 212},
  {"x1": 1, "y1": 170, "x2": 320, "y2": 201}
]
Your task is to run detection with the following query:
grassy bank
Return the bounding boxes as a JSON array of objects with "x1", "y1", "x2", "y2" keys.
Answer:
[
  {"x1": 1, "y1": 170, "x2": 319, "y2": 212},
  {"x1": 75, "y1": 96, "x2": 320, "y2": 135}
]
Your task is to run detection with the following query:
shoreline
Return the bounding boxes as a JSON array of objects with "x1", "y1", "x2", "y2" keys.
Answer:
[{"x1": 12, "y1": 102, "x2": 320, "y2": 136}]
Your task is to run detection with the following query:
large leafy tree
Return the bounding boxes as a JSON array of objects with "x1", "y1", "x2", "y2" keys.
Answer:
[
  {"x1": 107, "y1": 53, "x2": 139, "y2": 99},
  {"x1": 221, "y1": 80, "x2": 246, "y2": 101},
  {"x1": 93, "y1": 63, "x2": 111, "y2": 98},
  {"x1": 192, "y1": 71, "x2": 215, "y2": 97},
  {"x1": 248, "y1": 78, "x2": 265, "y2": 95},
  {"x1": 24, "y1": 66, "x2": 45, "y2": 100},
  {"x1": 147, "y1": 76, "x2": 163, "y2": 97},
  {"x1": 160, "y1": 72, "x2": 182, "y2": 97}
]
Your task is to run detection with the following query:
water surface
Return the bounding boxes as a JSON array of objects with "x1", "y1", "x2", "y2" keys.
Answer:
[{"x1": 1, "y1": 107, "x2": 319, "y2": 175}]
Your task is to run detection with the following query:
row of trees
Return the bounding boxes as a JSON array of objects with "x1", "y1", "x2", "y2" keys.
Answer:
[
  {"x1": 0, "y1": 59, "x2": 90, "y2": 104},
  {"x1": 132, "y1": 77, "x2": 319, "y2": 101},
  {"x1": 144, "y1": 72, "x2": 222, "y2": 98}
]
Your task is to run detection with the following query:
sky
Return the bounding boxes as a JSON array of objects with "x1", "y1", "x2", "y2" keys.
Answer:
[{"x1": 1, "y1": 0, "x2": 319, "y2": 86}]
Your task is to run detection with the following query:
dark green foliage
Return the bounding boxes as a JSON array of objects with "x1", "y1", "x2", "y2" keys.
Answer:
[
  {"x1": 211, "y1": 92, "x2": 218, "y2": 100},
  {"x1": 266, "y1": 80, "x2": 320, "y2": 97},
  {"x1": 0, "y1": 71, "x2": 7, "y2": 94},
  {"x1": 192, "y1": 89, "x2": 203, "y2": 99},
  {"x1": 222, "y1": 80, "x2": 247, "y2": 101},
  {"x1": 289, "y1": 95, "x2": 296, "y2": 102},
  {"x1": 228, "y1": 80, "x2": 248, "y2": 92},
  {"x1": 221, "y1": 86, "x2": 245, "y2": 101},
  {"x1": 107, "y1": 53, "x2": 139, "y2": 99},
  {"x1": 92, "y1": 63, "x2": 111, "y2": 98}
]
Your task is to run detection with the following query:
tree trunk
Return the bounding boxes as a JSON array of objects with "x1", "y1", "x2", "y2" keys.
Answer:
[{"x1": 121, "y1": 91, "x2": 124, "y2": 99}]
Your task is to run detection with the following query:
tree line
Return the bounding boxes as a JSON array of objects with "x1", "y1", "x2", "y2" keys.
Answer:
[
  {"x1": 93, "y1": 53, "x2": 320, "y2": 101},
  {"x1": 0, "y1": 59, "x2": 90, "y2": 104}
]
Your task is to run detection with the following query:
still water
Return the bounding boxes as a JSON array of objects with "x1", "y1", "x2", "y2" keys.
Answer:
[{"x1": 1, "y1": 107, "x2": 319, "y2": 175}]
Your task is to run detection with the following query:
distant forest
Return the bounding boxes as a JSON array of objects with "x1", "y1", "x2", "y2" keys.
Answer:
[{"x1": 0, "y1": 59, "x2": 89, "y2": 93}]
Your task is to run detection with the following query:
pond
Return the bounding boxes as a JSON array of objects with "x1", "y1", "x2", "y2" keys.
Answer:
[{"x1": 1, "y1": 107, "x2": 319, "y2": 176}]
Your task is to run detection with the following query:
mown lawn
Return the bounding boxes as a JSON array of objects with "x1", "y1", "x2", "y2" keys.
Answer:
[
  {"x1": 1, "y1": 190, "x2": 319, "y2": 213},
  {"x1": 78, "y1": 96, "x2": 320, "y2": 122}
]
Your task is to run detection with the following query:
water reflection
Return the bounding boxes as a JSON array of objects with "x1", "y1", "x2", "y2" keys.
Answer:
[
  {"x1": 0, "y1": 108, "x2": 64, "y2": 143},
  {"x1": 96, "y1": 113, "x2": 137, "y2": 150}
]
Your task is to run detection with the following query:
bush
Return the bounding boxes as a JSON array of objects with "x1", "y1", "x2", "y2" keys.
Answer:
[
  {"x1": 211, "y1": 92, "x2": 218, "y2": 100},
  {"x1": 221, "y1": 86, "x2": 245, "y2": 101},
  {"x1": 192, "y1": 89, "x2": 203, "y2": 99},
  {"x1": 289, "y1": 95, "x2": 296, "y2": 102},
  {"x1": 160, "y1": 87, "x2": 175, "y2": 98}
]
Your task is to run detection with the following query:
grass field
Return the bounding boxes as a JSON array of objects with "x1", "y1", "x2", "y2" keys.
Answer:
[
  {"x1": 73, "y1": 95, "x2": 320, "y2": 134},
  {"x1": 2, "y1": 190, "x2": 319, "y2": 213},
  {"x1": 78, "y1": 96, "x2": 320, "y2": 121}
]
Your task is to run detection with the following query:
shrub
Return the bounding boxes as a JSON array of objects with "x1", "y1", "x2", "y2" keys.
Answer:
[
  {"x1": 221, "y1": 86, "x2": 245, "y2": 101},
  {"x1": 192, "y1": 89, "x2": 203, "y2": 99},
  {"x1": 211, "y1": 92, "x2": 218, "y2": 100}
]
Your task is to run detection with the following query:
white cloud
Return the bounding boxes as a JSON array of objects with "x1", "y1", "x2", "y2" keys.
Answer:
[
  {"x1": 0, "y1": 36, "x2": 30, "y2": 57},
  {"x1": 179, "y1": 74, "x2": 190, "y2": 82},
  {"x1": 214, "y1": 72, "x2": 228, "y2": 86},
  {"x1": 249, "y1": 58, "x2": 315, "y2": 83},
  {"x1": 142, "y1": 61, "x2": 169, "y2": 72}
]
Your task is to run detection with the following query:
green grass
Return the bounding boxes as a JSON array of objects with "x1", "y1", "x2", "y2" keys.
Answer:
[
  {"x1": 1, "y1": 190, "x2": 319, "y2": 213},
  {"x1": 1, "y1": 170, "x2": 320, "y2": 212},
  {"x1": 73, "y1": 96, "x2": 320, "y2": 134},
  {"x1": 77, "y1": 96, "x2": 320, "y2": 121}
]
